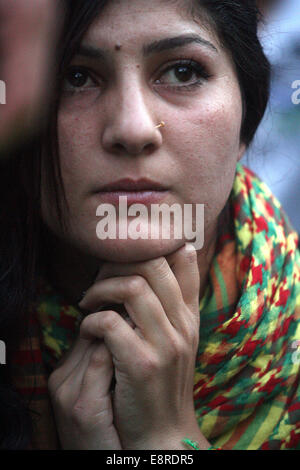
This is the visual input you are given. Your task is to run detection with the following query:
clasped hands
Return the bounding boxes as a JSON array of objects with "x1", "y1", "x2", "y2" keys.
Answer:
[{"x1": 48, "y1": 244, "x2": 210, "y2": 450}]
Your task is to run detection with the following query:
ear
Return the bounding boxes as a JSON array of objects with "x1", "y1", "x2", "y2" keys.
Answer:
[{"x1": 237, "y1": 142, "x2": 246, "y2": 162}]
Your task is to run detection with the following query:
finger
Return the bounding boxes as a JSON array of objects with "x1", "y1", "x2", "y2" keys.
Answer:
[
  {"x1": 79, "y1": 275, "x2": 172, "y2": 344},
  {"x1": 78, "y1": 342, "x2": 114, "y2": 405},
  {"x1": 82, "y1": 258, "x2": 185, "y2": 330},
  {"x1": 59, "y1": 341, "x2": 112, "y2": 407},
  {"x1": 69, "y1": 343, "x2": 122, "y2": 450},
  {"x1": 50, "y1": 336, "x2": 94, "y2": 390},
  {"x1": 80, "y1": 310, "x2": 145, "y2": 369},
  {"x1": 49, "y1": 340, "x2": 99, "y2": 404},
  {"x1": 166, "y1": 244, "x2": 200, "y2": 312}
]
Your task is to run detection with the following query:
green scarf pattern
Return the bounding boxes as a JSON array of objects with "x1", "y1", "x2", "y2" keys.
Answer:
[{"x1": 34, "y1": 163, "x2": 300, "y2": 449}]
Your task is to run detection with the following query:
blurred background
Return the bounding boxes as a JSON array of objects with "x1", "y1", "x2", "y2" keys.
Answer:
[{"x1": 243, "y1": 0, "x2": 300, "y2": 232}]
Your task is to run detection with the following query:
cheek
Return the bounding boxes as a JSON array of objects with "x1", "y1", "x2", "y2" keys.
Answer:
[
  {"x1": 177, "y1": 83, "x2": 242, "y2": 168},
  {"x1": 170, "y1": 87, "x2": 243, "y2": 212},
  {"x1": 57, "y1": 108, "x2": 100, "y2": 192},
  {"x1": 191, "y1": 92, "x2": 242, "y2": 158}
]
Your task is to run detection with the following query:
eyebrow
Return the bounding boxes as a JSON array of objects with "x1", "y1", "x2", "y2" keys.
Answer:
[
  {"x1": 75, "y1": 34, "x2": 218, "y2": 60},
  {"x1": 143, "y1": 34, "x2": 218, "y2": 55}
]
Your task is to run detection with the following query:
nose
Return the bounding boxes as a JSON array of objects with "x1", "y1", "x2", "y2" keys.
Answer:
[{"x1": 102, "y1": 81, "x2": 163, "y2": 157}]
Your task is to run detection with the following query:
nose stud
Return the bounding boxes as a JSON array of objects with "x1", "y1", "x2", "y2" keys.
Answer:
[{"x1": 154, "y1": 121, "x2": 165, "y2": 129}]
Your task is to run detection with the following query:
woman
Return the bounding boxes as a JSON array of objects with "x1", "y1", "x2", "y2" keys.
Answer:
[{"x1": 1, "y1": 0, "x2": 299, "y2": 450}]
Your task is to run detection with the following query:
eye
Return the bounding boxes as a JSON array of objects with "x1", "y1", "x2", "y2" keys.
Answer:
[
  {"x1": 155, "y1": 60, "x2": 210, "y2": 90},
  {"x1": 62, "y1": 66, "x2": 97, "y2": 91}
]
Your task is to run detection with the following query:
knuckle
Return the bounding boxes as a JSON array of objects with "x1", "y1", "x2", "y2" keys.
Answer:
[
  {"x1": 100, "y1": 310, "x2": 120, "y2": 331},
  {"x1": 167, "y1": 336, "x2": 186, "y2": 361},
  {"x1": 125, "y1": 275, "x2": 147, "y2": 298},
  {"x1": 88, "y1": 349, "x2": 107, "y2": 369},
  {"x1": 135, "y1": 353, "x2": 160, "y2": 379},
  {"x1": 80, "y1": 310, "x2": 118, "y2": 336},
  {"x1": 79, "y1": 313, "x2": 93, "y2": 335},
  {"x1": 151, "y1": 257, "x2": 170, "y2": 279}
]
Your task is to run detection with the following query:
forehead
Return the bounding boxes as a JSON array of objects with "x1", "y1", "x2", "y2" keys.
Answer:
[{"x1": 83, "y1": 0, "x2": 219, "y2": 51}]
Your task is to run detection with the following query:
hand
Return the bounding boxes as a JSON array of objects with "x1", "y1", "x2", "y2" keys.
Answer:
[
  {"x1": 79, "y1": 244, "x2": 210, "y2": 450},
  {"x1": 0, "y1": 0, "x2": 60, "y2": 150},
  {"x1": 48, "y1": 336, "x2": 122, "y2": 450}
]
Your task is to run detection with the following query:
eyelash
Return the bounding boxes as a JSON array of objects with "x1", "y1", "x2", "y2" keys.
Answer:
[
  {"x1": 155, "y1": 59, "x2": 211, "y2": 92},
  {"x1": 62, "y1": 59, "x2": 211, "y2": 94}
]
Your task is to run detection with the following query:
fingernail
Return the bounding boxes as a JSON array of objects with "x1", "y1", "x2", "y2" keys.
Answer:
[{"x1": 185, "y1": 242, "x2": 196, "y2": 252}]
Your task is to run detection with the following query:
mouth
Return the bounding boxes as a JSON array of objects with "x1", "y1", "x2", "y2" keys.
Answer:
[
  {"x1": 97, "y1": 178, "x2": 168, "y2": 192},
  {"x1": 94, "y1": 178, "x2": 169, "y2": 204}
]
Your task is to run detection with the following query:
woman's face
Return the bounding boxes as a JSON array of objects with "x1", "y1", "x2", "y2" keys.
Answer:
[{"x1": 42, "y1": 0, "x2": 245, "y2": 263}]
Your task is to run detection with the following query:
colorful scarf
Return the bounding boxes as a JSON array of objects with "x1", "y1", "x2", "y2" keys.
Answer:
[{"x1": 12, "y1": 163, "x2": 300, "y2": 449}]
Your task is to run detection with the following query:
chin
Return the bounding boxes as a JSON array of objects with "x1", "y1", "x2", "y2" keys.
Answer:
[{"x1": 87, "y1": 237, "x2": 186, "y2": 263}]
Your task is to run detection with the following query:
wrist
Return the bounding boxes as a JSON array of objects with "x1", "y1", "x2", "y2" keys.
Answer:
[
  {"x1": 129, "y1": 427, "x2": 211, "y2": 451},
  {"x1": 182, "y1": 439, "x2": 221, "y2": 451}
]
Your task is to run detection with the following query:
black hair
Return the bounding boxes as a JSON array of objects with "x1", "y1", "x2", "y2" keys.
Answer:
[
  {"x1": 0, "y1": 0, "x2": 270, "y2": 449},
  {"x1": 195, "y1": 0, "x2": 270, "y2": 146},
  {"x1": 0, "y1": 0, "x2": 106, "y2": 449}
]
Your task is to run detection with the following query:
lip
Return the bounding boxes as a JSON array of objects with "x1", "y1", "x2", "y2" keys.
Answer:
[
  {"x1": 94, "y1": 178, "x2": 169, "y2": 204},
  {"x1": 98, "y1": 178, "x2": 168, "y2": 192}
]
